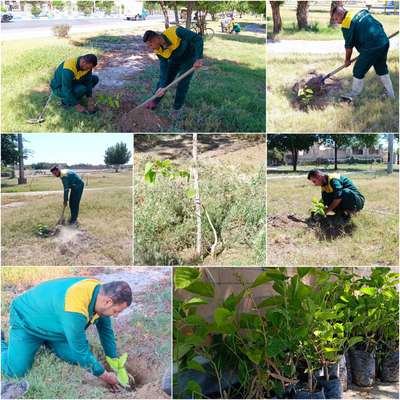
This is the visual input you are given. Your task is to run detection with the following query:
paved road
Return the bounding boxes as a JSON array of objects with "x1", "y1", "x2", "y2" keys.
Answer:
[
  {"x1": 0, "y1": 16, "x2": 166, "y2": 40},
  {"x1": 267, "y1": 36, "x2": 399, "y2": 54}
]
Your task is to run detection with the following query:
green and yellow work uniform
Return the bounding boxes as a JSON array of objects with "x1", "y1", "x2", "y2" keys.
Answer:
[
  {"x1": 341, "y1": 9, "x2": 389, "y2": 79},
  {"x1": 340, "y1": 9, "x2": 394, "y2": 98},
  {"x1": 50, "y1": 57, "x2": 99, "y2": 106},
  {"x1": 153, "y1": 26, "x2": 204, "y2": 110},
  {"x1": 1, "y1": 277, "x2": 118, "y2": 378},
  {"x1": 321, "y1": 174, "x2": 365, "y2": 213},
  {"x1": 60, "y1": 169, "x2": 84, "y2": 223}
]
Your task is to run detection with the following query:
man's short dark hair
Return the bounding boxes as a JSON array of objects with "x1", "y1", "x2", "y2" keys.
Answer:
[
  {"x1": 50, "y1": 165, "x2": 59, "y2": 173},
  {"x1": 82, "y1": 54, "x2": 97, "y2": 66},
  {"x1": 307, "y1": 169, "x2": 323, "y2": 180},
  {"x1": 101, "y1": 281, "x2": 132, "y2": 306},
  {"x1": 143, "y1": 30, "x2": 159, "y2": 42}
]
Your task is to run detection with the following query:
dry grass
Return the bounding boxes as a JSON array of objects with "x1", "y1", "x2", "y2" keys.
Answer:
[
  {"x1": 1, "y1": 188, "x2": 132, "y2": 266},
  {"x1": 267, "y1": 171, "x2": 399, "y2": 266}
]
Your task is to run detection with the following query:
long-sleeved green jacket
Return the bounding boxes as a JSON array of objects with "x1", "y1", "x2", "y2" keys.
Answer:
[
  {"x1": 11, "y1": 277, "x2": 118, "y2": 376},
  {"x1": 321, "y1": 174, "x2": 365, "y2": 206},
  {"x1": 60, "y1": 169, "x2": 84, "y2": 203},
  {"x1": 50, "y1": 56, "x2": 94, "y2": 106},
  {"x1": 341, "y1": 9, "x2": 388, "y2": 52},
  {"x1": 155, "y1": 26, "x2": 204, "y2": 87}
]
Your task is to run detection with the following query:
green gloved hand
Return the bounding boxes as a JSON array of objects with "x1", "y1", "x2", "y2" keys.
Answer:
[{"x1": 106, "y1": 353, "x2": 129, "y2": 387}]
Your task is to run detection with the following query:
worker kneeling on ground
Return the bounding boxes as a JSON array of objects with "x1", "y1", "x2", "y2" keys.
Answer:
[
  {"x1": 51, "y1": 166, "x2": 84, "y2": 225},
  {"x1": 50, "y1": 54, "x2": 99, "y2": 114},
  {"x1": 332, "y1": 6, "x2": 395, "y2": 101},
  {"x1": 143, "y1": 26, "x2": 204, "y2": 119},
  {"x1": 1, "y1": 278, "x2": 132, "y2": 388},
  {"x1": 307, "y1": 169, "x2": 365, "y2": 218}
]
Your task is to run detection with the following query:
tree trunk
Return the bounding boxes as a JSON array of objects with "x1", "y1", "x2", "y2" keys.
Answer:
[
  {"x1": 291, "y1": 147, "x2": 298, "y2": 172},
  {"x1": 185, "y1": 1, "x2": 193, "y2": 28},
  {"x1": 270, "y1": 1, "x2": 282, "y2": 34},
  {"x1": 173, "y1": 1, "x2": 179, "y2": 24},
  {"x1": 296, "y1": 1, "x2": 309, "y2": 30},
  {"x1": 192, "y1": 133, "x2": 202, "y2": 258},
  {"x1": 159, "y1": 0, "x2": 169, "y2": 28},
  {"x1": 334, "y1": 142, "x2": 338, "y2": 170},
  {"x1": 387, "y1": 134, "x2": 394, "y2": 174},
  {"x1": 17, "y1": 134, "x2": 27, "y2": 184},
  {"x1": 329, "y1": 1, "x2": 343, "y2": 26}
]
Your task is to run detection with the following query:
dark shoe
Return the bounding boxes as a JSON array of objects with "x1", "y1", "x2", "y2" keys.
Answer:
[
  {"x1": 61, "y1": 101, "x2": 72, "y2": 109},
  {"x1": 1, "y1": 330, "x2": 5, "y2": 342},
  {"x1": 1, "y1": 381, "x2": 29, "y2": 399}
]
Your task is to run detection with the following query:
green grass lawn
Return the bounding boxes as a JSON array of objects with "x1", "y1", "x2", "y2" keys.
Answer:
[
  {"x1": 1, "y1": 20, "x2": 265, "y2": 133},
  {"x1": 1, "y1": 170, "x2": 132, "y2": 193},
  {"x1": 267, "y1": 171, "x2": 399, "y2": 266},
  {"x1": 267, "y1": 52, "x2": 399, "y2": 133},
  {"x1": 1, "y1": 188, "x2": 132, "y2": 266},
  {"x1": 267, "y1": 6, "x2": 399, "y2": 40}
]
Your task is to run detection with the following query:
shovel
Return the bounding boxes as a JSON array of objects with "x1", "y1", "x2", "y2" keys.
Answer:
[
  {"x1": 57, "y1": 205, "x2": 66, "y2": 225},
  {"x1": 316, "y1": 30, "x2": 399, "y2": 88},
  {"x1": 133, "y1": 66, "x2": 197, "y2": 111},
  {"x1": 26, "y1": 91, "x2": 53, "y2": 124}
]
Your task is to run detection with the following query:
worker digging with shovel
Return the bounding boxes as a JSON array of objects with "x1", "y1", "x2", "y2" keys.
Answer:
[
  {"x1": 307, "y1": 169, "x2": 365, "y2": 220},
  {"x1": 332, "y1": 5, "x2": 396, "y2": 102},
  {"x1": 51, "y1": 166, "x2": 84, "y2": 226},
  {"x1": 142, "y1": 26, "x2": 204, "y2": 120},
  {"x1": 1, "y1": 278, "x2": 133, "y2": 396},
  {"x1": 50, "y1": 54, "x2": 99, "y2": 114}
]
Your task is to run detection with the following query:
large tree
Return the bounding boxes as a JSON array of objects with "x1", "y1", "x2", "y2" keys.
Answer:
[
  {"x1": 1, "y1": 134, "x2": 19, "y2": 167},
  {"x1": 104, "y1": 142, "x2": 131, "y2": 172},
  {"x1": 296, "y1": 0, "x2": 309, "y2": 30},
  {"x1": 270, "y1": 1, "x2": 283, "y2": 34},
  {"x1": 267, "y1": 134, "x2": 317, "y2": 172},
  {"x1": 159, "y1": 0, "x2": 170, "y2": 27}
]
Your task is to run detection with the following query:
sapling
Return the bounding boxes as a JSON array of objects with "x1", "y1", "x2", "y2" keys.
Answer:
[
  {"x1": 297, "y1": 86, "x2": 314, "y2": 107},
  {"x1": 310, "y1": 197, "x2": 326, "y2": 217}
]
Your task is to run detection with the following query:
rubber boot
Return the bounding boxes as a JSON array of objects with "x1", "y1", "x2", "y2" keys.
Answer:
[
  {"x1": 379, "y1": 74, "x2": 395, "y2": 98},
  {"x1": 341, "y1": 77, "x2": 364, "y2": 102}
]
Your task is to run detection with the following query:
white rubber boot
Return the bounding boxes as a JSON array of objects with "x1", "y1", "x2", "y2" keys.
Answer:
[
  {"x1": 379, "y1": 74, "x2": 395, "y2": 98},
  {"x1": 341, "y1": 77, "x2": 364, "y2": 102}
]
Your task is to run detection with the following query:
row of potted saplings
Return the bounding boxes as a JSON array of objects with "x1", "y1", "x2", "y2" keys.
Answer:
[{"x1": 262, "y1": 267, "x2": 399, "y2": 399}]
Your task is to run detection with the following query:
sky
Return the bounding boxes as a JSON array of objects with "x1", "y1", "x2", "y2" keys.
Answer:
[{"x1": 23, "y1": 133, "x2": 133, "y2": 164}]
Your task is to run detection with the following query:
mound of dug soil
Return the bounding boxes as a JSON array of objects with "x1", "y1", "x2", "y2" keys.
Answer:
[{"x1": 291, "y1": 70, "x2": 344, "y2": 111}]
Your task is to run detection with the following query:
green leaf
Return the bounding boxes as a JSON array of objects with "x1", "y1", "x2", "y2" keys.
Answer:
[
  {"x1": 297, "y1": 267, "x2": 312, "y2": 279},
  {"x1": 257, "y1": 295, "x2": 284, "y2": 308},
  {"x1": 185, "y1": 187, "x2": 196, "y2": 199},
  {"x1": 187, "y1": 359, "x2": 206, "y2": 373},
  {"x1": 174, "y1": 268, "x2": 200, "y2": 289},
  {"x1": 244, "y1": 348, "x2": 263, "y2": 365},
  {"x1": 186, "y1": 380, "x2": 202, "y2": 398},
  {"x1": 251, "y1": 270, "x2": 286, "y2": 288},
  {"x1": 340, "y1": 295, "x2": 349, "y2": 303},
  {"x1": 360, "y1": 287, "x2": 377, "y2": 296},
  {"x1": 186, "y1": 281, "x2": 214, "y2": 297},
  {"x1": 182, "y1": 297, "x2": 209, "y2": 309},
  {"x1": 348, "y1": 336, "x2": 364, "y2": 348},
  {"x1": 223, "y1": 291, "x2": 245, "y2": 312},
  {"x1": 214, "y1": 307, "x2": 233, "y2": 326}
]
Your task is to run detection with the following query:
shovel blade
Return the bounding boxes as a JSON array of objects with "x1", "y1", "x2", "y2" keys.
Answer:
[{"x1": 26, "y1": 118, "x2": 45, "y2": 124}]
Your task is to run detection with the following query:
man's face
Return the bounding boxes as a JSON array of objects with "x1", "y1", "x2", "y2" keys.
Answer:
[
  {"x1": 146, "y1": 36, "x2": 162, "y2": 51},
  {"x1": 310, "y1": 174, "x2": 325, "y2": 186},
  {"x1": 98, "y1": 298, "x2": 128, "y2": 317},
  {"x1": 79, "y1": 59, "x2": 94, "y2": 71},
  {"x1": 51, "y1": 169, "x2": 60, "y2": 177},
  {"x1": 333, "y1": 10, "x2": 345, "y2": 24}
]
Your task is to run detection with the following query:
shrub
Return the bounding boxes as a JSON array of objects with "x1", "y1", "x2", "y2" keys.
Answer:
[
  {"x1": 52, "y1": 24, "x2": 71, "y2": 38},
  {"x1": 31, "y1": 5, "x2": 42, "y2": 17}
]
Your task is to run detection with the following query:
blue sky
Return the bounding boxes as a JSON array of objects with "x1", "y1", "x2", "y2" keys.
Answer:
[{"x1": 23, "y1": 133, "x2": 133, "y2": 164}]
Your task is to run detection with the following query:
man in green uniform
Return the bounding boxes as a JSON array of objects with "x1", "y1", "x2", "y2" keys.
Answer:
[
  {"x1": 1, "y1": 277, "x2": 132, "y2": 387},
  {"x1": 51, "y1": 166, "x2": 84, "y2": 225},
  {"x1": 50, "y1": 54, "x2": 99, "y2": 113},
  {"x1": 143, "y1": 26, "x2": 204, "y2": 118},
  {"x1": 307, "y1": 169, "x2": 365, "y2": 217},
  {"x1": 332, "y1": 6, "x2": 395, "y2": 101}
]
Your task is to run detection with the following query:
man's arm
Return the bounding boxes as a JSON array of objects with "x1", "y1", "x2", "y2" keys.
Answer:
[
  {"x1": 61, "y1": 176, "x2": 69, "y2": 205},
  {"x1": 96, "y1": 316, "x2": 118, "y2": 359},
  {"x1": 85, "y1": 71, "x2": 94, "y2": 98},
  {"x1": 176, "y1": 27, "x2": 204, "y2": 60},
  {"x1": 62, "y1": 313, "x2": 105, "y2": 376},
  {"x1": 327, "y1": 179, "x2": 344, "y2": 213},
  {"x1": 61, "y1": 69, "x2": 79, "y2": 106},
  {"x1": 344, "y1": 47, "x2": 353, "y2": 66},
  {"x1": 326, "y1": 198, "x2": 342, "y2": 213}
]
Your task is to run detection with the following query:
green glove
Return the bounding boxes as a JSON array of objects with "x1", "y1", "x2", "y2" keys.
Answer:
[{"x1": 106, "y1": 353, "x2": 129, "y2": 387}]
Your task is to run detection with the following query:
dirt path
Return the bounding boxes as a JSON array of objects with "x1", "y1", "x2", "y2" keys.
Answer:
[
  {"x1": 1, "y1": 186, "x2": 131, "y2": 198},
  {"x1": 344, "y1": 382, "x2": 399, "y2": 399},
  {"x1": 267, "y1": 36, "x2": 399, "y2": 54}
]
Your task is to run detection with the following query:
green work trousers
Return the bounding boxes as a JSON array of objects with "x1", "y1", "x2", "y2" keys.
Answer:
[
  {"x1": 52, "y1": 75, "x2": 99, "y2": 104},
  {"x1": 353, "y1": 43, "x2": 389, "y2": 79},
  {"x1": 69, "y1": 183, "x2": 84, "y2": 223}
]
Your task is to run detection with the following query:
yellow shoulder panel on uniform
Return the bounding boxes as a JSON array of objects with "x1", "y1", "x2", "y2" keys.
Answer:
[
  {"x1": 340, "y1": 12, "x2": 353, "y2": 29},
  {"x1": 65, "y1": 279, "x2": 101, "y2": 320},
  {"x1": 60, "y1": 169, "x2": 68, "y2": 177},
  {"x1": 322, "y1": 174, "x2": 341, "y2": 193},
  {"x1": 155, "y1": 26, "x2": 182, "y2": 59},
  {"x1": 63, "y1": 57, "x2": 90, "y2": 80}
]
